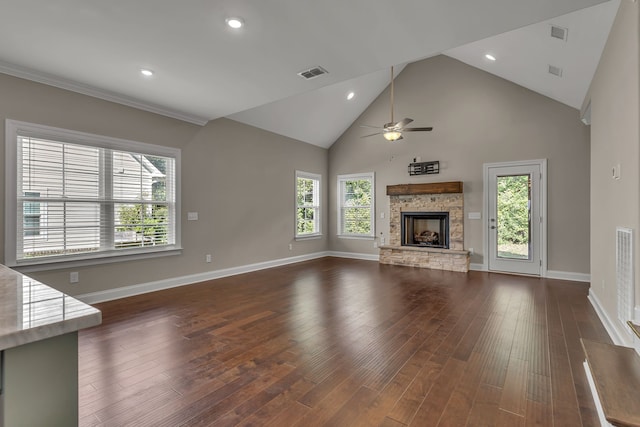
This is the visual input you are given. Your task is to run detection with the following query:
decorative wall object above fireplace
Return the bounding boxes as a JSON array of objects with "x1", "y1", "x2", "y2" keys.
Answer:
[{"x1": 408, "y1": 161, "x2": 439, "y2": 176}]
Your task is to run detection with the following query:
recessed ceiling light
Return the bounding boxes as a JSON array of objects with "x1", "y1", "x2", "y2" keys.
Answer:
[
  {"x1": 347, "y1": 92, "x2": 355, "y2": 100},
  {"x1": 226, "y1": 17, "x2": 244, "y2": 29},
  {"x1": 485, "y1": 54, "x2": 496, "y2": 61},
  {"x1": 140, "y1": 69, "x2": 154, "y2": 77}
]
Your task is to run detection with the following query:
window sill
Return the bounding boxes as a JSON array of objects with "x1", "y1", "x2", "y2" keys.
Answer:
[
  {"x1": 295, "y1": 234, "x2": 323, "y2": 241},
  {"x1": 11, "y1": 247, "x2": 183, "y2": 273},
  {"x1": 338, "y1": 235, "x2": 375, "y2": 240}
]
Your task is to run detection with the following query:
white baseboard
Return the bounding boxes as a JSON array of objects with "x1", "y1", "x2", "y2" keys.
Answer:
[
  {"x1": 77, "y1": 251, "x2": 331, "y2": 304},
  {"x1": 470, "y1": 263, "x2": 487, "y2": 271},
  {"x1": 327, "y1": 251, "x2": 379, "y2": 261},
  {"x1": 470, "y1": 263, "x2": 588, "y2": 282},
  {"x1": 587, "y1": 291, "x2": 628, "y2": 346},
  {"x1": 545, "y1": 270, "x2": 590, "y2": 282}
]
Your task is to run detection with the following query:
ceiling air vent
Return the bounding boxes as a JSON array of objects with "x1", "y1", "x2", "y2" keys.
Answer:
[
  {"x1": 297, "y1": 66, "x2": 328, "y2": 80},
  {"x1": 548, "y1": 64, "x2": 563, "y2": 77},
  {"x1": 550, "y1": 25, "x2": 568, "y2": 41}
]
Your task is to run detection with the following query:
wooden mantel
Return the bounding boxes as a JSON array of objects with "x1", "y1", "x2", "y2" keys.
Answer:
[{"x1": 386, "y1": 181, "x2": 463, "y2": 196}]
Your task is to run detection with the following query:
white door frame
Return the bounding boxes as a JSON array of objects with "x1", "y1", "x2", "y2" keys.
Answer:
[{"x1": 482, "y1": 159, "x2": 547, "y2": 276}]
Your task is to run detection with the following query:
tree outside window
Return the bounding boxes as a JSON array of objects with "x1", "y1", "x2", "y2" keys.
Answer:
[
  {"x1": 296, "y1": 171, "x2": 321, "y2": 237},
  {"x1": 338, "y1": 173, "x2": 374, "y2": 237}
]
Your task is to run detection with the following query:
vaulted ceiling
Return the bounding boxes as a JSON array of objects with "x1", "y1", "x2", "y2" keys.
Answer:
[{"x1": 0, "y1": 0, "x2": 618, "y2": 148}]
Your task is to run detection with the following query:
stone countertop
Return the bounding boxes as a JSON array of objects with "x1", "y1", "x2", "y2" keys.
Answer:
[
  {"x1": 0, "y1": 264, "x2": 101, "y2": 351},
  {"x1": 379, "y1": 245, "x2": 469, "y2": 255}
]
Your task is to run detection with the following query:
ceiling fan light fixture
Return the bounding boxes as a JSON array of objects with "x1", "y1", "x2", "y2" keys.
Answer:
[{"x1": 383, "y1": 130, "x2": 402, "y2": 141}]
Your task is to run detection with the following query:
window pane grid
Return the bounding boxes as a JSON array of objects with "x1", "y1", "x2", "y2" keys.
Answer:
[
  {"x1": 338, "y1": 174, "x2": 374, "y2": 237},
  {"x1": 296, "y1": 172, "x2": 321, "y2": 236},
  {"x1": 15, "y1": 133, "x2": 177, "y2": 262}
]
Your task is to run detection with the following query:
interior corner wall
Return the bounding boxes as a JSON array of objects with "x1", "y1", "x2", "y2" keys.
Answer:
[
  {"x1": 587, "y1": 0, "x2": 640, "y2": 344},
  {"x1": 328, "y1": 55, "x2": 591, "y2": 275},
  {"x1": 0, "y1": 74, "x2": 328, "y2": 296}
]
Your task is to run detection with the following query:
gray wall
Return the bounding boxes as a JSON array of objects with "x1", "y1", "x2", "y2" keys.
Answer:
[
  {"x1": 0, "y1": 73, "x2": 328, "y2": 296},
  {"x1": 586, "y1": 0, "x2": 639, "y2": 343},
  {"x1": 328, "y1": 55, "x2": 591, "y2": 274}
]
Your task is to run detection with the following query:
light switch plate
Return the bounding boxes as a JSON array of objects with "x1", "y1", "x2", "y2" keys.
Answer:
[
  {"x1": 468, "y1": 212, "x2": 481, "y2": 220},
  {"x1": 187, "y1": 212, "x2": 198, "y2": 221}
]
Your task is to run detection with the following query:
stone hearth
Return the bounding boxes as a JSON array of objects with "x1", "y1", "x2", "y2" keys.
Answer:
[{"x1": 379, "y1": 182, "x2": 470, "y2": 272}]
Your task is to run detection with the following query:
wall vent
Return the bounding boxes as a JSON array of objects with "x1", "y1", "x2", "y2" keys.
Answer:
[
  {"x1": 548, "y1": 65, "x2": 563, "y2": 77},
  {"x1": 616, "y1": 227, "x2": 634, "y2": 334},
  {"x1": 551, "y1": 25, "x2": 568, "y2": 41},
  {"x1": 297, "y1": 66, "x2": 329, "y2": 80}
]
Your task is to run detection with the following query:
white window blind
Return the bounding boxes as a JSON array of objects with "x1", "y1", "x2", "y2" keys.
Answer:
[
  {"x1": 296, "y1": 171, "x2": 321, "y2": 237},
  {"x1": 5, "y1": 120, "x2": 180, "y2": 267},
  {"x1": 337, "y1": 172, "x2": 375, "y2": 237}
]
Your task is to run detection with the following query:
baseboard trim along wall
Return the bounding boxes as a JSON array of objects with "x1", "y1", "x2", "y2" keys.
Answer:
[
  {"x1": 545, "y1": 270, "x2": 591, "y2": 283},
  {"x1": 587, "y1": 291, "x2": 628, "y2": 346},
  {"x1": 326, "y1": 251, "x2": 380, "y2": 261},
  {"x1": 471, "y1": 264, "x2": 590, "y2": 283}
]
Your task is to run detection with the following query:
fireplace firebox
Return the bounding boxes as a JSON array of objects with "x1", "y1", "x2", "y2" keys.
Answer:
[{"x1": 401, "y1": 211, "x2": 449, "y2": 249}]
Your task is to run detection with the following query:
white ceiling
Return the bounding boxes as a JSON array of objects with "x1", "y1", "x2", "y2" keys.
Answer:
[{"x1": 0, "y1": 0, "x2": 618, "y2": 148}]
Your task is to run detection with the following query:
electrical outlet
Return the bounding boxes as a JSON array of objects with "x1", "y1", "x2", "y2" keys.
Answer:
[
  {"x1": 373, "y1": 241, "x2": 378, "y2": 248},
  {"x1": 70, "y1": 272, "x2": 79, "y2": 283},
  {"x1": 381, "y1": 236, "x2": 385, "y2": 245},
  {"x1": 205, "y1": 254, "x2": 212, "y2": 263},
  {"x1": 289, "y1": 243, "x2": 293, "y2": 251},
  {"x1": 469, "y1": 247, "x2": 474, "y2": 255}
]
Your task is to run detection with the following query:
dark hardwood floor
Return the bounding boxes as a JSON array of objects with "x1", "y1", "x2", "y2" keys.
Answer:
[{"x1": 78, "y1": 257, "x2": 611, "y2": 426}]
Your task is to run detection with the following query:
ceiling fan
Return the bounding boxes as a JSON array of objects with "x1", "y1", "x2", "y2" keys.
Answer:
[{"x1": 361, "y1": 66, "x2": 433, "y2": 141}]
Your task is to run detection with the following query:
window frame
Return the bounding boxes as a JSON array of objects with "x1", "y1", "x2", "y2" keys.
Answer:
[
  {"x1": 337, "y1": 172, "x2": 375, "y2": 239},
  {"x1": 5, "y1": 119, "x2": 182, "y2": 270},
  {"x1": 295, "y1": 170, "x2": 322, "y2": 239}
]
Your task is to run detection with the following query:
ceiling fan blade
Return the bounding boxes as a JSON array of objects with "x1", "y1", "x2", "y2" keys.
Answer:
[
  {"x1": 360, "y1": 132, "x2": 382, "y2": 138},
  {"x1": 359, "y1": 124, "x2": 382, "y2": 129},
  {"x1": 403, "y1": 127, "x2": 434, "y2": 132},
  {"x1": 395, "y1": 118, "x2": 414, "y2": 128}
]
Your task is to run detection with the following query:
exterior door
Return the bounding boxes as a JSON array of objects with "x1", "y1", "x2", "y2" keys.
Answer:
[{"x1": 486, "y1": 161, "x2": 544, "y2": 275}]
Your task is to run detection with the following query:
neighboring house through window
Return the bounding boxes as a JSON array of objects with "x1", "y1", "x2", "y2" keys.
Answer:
[
  {"x1": 23, "y1": 191, "x2": 42, "y2": 237},
  {"x1": 5, "y1": 119, "x2": 181, "y2": 267},
  {"x1": 337, "y1": 172, "x2": 375, "y2": 238},
  {"x1": 296, "y1": 171, "x2": 321, "y2": 238}
]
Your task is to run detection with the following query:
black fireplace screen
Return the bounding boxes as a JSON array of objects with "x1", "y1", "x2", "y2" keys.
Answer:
[{"x1": 401, "y1": 211, "x2": 449, "y2": 249}]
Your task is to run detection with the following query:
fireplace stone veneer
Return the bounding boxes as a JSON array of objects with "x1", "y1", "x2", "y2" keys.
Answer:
[{"x1": 380, "y1": 183, "x2": 469, "y2": 272}]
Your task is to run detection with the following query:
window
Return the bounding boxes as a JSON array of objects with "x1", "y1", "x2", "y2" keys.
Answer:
[
  {"x1": 296, "y1": 171, "x2": 321, "y2": 238},
  {"x1": 5, "y1": 120, "x2": 181, "y2": 267},
  {"x1": 337, "y1": 172, "x2": 375, "y2": 238}
]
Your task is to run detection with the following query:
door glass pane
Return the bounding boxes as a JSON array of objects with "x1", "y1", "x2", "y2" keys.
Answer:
[{"x1": 496, "y1": 174, "x2": 531, "y2": 260}]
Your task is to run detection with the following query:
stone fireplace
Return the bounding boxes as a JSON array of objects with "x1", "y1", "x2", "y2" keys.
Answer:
[{"x1": 379, "y1": 181, "x2": 470, "y2": 272}]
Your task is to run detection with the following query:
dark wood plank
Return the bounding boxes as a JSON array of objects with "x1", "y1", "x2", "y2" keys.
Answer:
[
  {"x1": 77, "y1": 257, "x2": 609, "y2": 426},
  {"x1": 386, "y1": 181, "x2": 463, "y2": 195}
]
